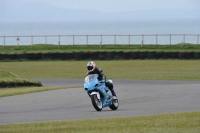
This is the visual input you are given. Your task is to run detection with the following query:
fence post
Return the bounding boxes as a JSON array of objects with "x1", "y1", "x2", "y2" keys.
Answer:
[
  {"x1": 197, "y1": 35, "x2": 199, "y2": 45},
  {"x1": 170, "y1": 34, "x2": 171, "y2": 45},
  {"x1": 141, "y1": 35, "x2": 144, "y2": 47},
  {"x1": 16, "y1": 37, "x2": 20, "y2": 48},
  {"x1": 129, "y1": 35, "x2": 130, "y2": 45},
  {"x1": 58, "y1": 35, "x2": 60, "y2": 49}
]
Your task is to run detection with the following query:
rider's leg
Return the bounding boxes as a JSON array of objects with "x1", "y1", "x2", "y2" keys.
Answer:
[{"x1": 105, "y1": 81, "x2": 116, "y2": 96}]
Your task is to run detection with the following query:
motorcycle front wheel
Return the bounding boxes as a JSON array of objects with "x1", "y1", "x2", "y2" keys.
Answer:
[{"x1": 91, "y1": 94, "x2": 102, "y2": 111}]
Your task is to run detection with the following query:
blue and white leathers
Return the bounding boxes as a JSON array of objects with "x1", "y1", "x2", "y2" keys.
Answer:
[{"x1": 84, "y1": 74, "x2": 113, "y2": 110}]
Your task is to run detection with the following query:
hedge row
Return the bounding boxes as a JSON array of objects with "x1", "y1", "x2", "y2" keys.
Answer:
[
  {"x1": 0, "y1": 80, "x2": 42, "y2": 88},
  {"x1": 0, "y1": 51, "x2": 200, "y2": 60}
]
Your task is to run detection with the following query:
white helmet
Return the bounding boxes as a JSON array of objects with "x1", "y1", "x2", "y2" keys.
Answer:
[{"x1": 87, "y1": 61, "x2": 96, "y2": 72}]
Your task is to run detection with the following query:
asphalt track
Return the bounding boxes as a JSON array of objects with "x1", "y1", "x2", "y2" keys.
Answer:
[{"x1": 0, "y1": 79, "x2": 200, "y2": 124}]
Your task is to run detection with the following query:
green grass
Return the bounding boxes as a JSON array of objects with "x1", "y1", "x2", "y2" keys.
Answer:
[
  {"x1": 0, "y1": 60, "x2": 199, "y2": 80},
  {"x1": 1, "y1": 44, "x2": 200, "y2": 54},
  {"x1": 0, "y1": 86, "x2": 80, "y2": 98},
  {"x1": 0, "y1": 60, "x2": 199, "y2": 132},
  {"x1": 0, "y1": 70, "x2": 18, "y2": 79},
  {"x1": 0, "y1": 70, "x2": 42, "y2": 87},
  {"x1": 1, "y1": 60, "x2": 199, "y2": 97},
  {"x1": 0, "y1": 112, "x2": 199, "y2": 133}
]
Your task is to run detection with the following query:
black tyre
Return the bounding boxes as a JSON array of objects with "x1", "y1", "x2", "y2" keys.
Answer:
[
  {"x1": 109, "y1": 98, "x2": 119, "y2": 110},
  {"x1": 91, "y1": 94, "x2": 102, "y2": 111}
]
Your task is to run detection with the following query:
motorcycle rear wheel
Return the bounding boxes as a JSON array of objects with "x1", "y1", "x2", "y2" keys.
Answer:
[
  {"x1": 91, "y1": 94, "x2": 102, "y2": 111},
  {"x1": 109, "y1": 99, "x2": 119, "y2": 110}
]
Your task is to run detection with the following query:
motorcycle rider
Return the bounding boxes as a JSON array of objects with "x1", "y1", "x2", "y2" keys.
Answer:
[{"x1": 86, "y1": 61, "x2": 117, "y2": 99}]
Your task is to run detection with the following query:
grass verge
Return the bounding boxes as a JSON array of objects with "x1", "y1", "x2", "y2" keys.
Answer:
[
  {"x1": 0, "y1": 60, "x2": 199, "y2": 97},
  {"x1": 0, "y1": 70, "x2": 42, "y2": 88},
  {"x1": 1, "y1": 44, "x2": 200, "y2": 53},
  {"x1": 0, "y1": 86, "x2": 81, "y2": 98},
  {"x1": 0, "y1": 112, "x2": 199, "y2": 133},
  {"x1": 0, "y1": 60, "x2": 199, "y2": 80}
]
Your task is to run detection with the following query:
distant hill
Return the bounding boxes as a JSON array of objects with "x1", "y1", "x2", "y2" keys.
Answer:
[{"x1": 1, "y1": 0, "x2": 200, "y2": 23}]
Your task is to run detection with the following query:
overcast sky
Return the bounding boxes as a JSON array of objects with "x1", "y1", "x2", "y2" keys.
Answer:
[
  {"x1": 0, "y1": 0, "x2": 199, "y2": 23},
  {"x1": 2, "y1": 0, "x2": 200, "y2": 13},
  {"x1": 43, "y1": 0, "x2": 199, "y2": 12}
]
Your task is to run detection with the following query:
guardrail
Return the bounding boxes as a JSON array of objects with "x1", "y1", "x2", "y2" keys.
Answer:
[
  {"x1": 0, "y1": 51, "x2": 200, "y2": 60},
  {"x1": 0, "y1": 34, "x2": 199, "y2": 46}
]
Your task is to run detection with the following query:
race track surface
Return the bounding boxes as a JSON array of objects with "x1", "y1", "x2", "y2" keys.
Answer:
[{"x1": 0, "y1": 79, "x2": 200, "y2": 124}]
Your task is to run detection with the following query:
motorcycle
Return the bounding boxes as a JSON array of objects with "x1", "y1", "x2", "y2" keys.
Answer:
[{"x1": 84, "y1": 74, "x2": 119, "y2": 111}]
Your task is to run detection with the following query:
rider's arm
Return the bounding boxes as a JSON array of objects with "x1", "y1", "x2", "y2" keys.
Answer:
[{"x1": 98, "y1": 68, "x2": 106, "y2": 82}]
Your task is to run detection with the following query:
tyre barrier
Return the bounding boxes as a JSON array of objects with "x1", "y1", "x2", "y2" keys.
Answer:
[
  {"x1": 194, "y1": 52, "x2": 200, "y2": 59},
  {"x1": 98, "y1": 51, "x2": 107, "y2": 60},
  {"x1": 0, "y1": 51, "x2": 200, "y2": 60},
  {"x1": 1, "y1": 54, "x2": 10, "y2": 60},
  {"x1": 163, "y1": 52, "x2": 170, "y2": 59},
  {"x1": 17, "y1": 53, "x2": 26, "y2": 60},
  {"x1": 82, "y1": 51, "x2": 91, "y2": 60},
  {"x1": 8, "y1": 54, "x2": 18, "y2": 60},
  {"x1": 139, "y1": 52, "x2": 147, "y2": 59},
  {"x1": 42, "y1": 53, "x2": 51, "y2": 60},
  {"x1": 170, "y1": 52, "x2": 179, "y2": 59},
  {"x1": 34, "y1": 53, "x2": 42, "y2": 60},
  {"x1": 0, "y1": 81, "x2": 42, "y2": 88},
  {"x1": 147, "y1": 51, "x2": 155, "y2": 59},
  {"x1": 66, "y1": 52, "x2": 74, "y2": 60},
  {"x1": 90, "y1": 52, "x2": 99, "y2": 60},
  {"x1": 26, "y1": 53, "x2": 41, "y2": 60},
  {"x1": 107, "y1": 51, "x2": 115, "y2": 60},
  {"x1": 131, "y1": 51, "x2": 139, "y2": 59},
  {"x1": 53, "y1": 52, "x2": 60, "y2": 60},
  {"x1": 186, "y1": 52, "x2": 194, "y2": 60},
  {"x1": 115, "y1": 51, "x2": 123, "y2": 59},
  {"x1": 74, "y1": 52, "x2": 82, "y2": 60},
  {"x1": 25, "y1": 53, "x2": 35, "y2": 60},
  {"x1": 123, "y1": 52, "x2": 131, "y2": 60},
  {"x1": 58, "y1": 52, "x2": 67, "y2": 60},
  {"x1": 155, "y1": 51, "x2": 163, "y2": 59},
  {"x1": 178, "y1": 52, "x2": 186, "y2": 60}
]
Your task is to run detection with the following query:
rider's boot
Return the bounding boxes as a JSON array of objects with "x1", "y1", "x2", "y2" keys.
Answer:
[
  {"x1": 110, "y1": 88, "x2": 117, "y2": 99},
  {"x1": 106, "y1": 81, "x2": 117, "y2": 99}
]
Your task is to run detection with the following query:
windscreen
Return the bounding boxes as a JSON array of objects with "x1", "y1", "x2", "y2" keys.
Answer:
[{"x1": 85, "y1": 74, "x2": 98, "y2": 82}]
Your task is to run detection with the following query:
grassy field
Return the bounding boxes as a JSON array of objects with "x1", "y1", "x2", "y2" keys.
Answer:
[
  {"x1": 0, "y1": 60, "x2": 199, "y2": 97},
  {"x1": 0, "y1": 60, "x2": 199, "y2": 80},
  {"x1": 0, "y1": 44, "x2": 200, "y2": 53},
  {"x1": 0, "y1": 112, "x2": 199, "y2": 133}
]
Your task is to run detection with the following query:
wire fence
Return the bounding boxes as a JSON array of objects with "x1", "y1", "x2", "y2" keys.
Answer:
[{"x1": 0, "y1": 34, "x2": 199, "y2": 46}]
